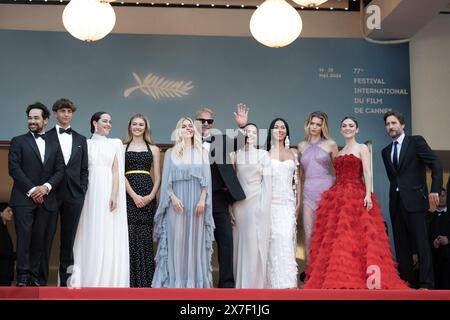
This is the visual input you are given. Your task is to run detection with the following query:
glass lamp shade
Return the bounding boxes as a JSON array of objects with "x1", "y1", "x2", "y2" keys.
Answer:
[
  {"x1": 250, "y1": 0, "x2": 303, "y2": 48},
  {"x1": 62, "y1": 0, "x2": 116, "y2": 42},
  {"x1": 292, "y1": 0, "x2": 328, "y2": 7}
]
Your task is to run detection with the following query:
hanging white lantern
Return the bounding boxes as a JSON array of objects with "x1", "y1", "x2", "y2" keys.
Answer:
[
  {"x1": 62, "y1": 0, "x2": 116, "y2": 42},
  {"x1": 250, "y1": 0, "x2": 303, "y2": 48},
  {"x1": 292, "y1": 0, "x2": 328, "y2": 7}
]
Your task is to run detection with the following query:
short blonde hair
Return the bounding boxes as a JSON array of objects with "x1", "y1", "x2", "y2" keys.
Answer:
[{"x1": 195, "y1": 107, "x2": 214, "y2": 119}]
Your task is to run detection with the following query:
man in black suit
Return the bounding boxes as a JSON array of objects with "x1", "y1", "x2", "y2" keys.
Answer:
[
  {"x1": 428, "y1": 187, "x2": 450, "y2": 289},
  {"x1": 195, "y1": 104, "x2": 247, "y2": 288},
  {"x1": 8, "y1": 102, "x2": 65, "y2": 286},
  {"x1": 0, "y1": 203, "x2": 15, "y2": 286},
  {"x1": 40, "y1": 98, "x2": 88, "y2": 286},
  {"x1": 382, "y1": 111, "x2": 442, "y2": 289}
]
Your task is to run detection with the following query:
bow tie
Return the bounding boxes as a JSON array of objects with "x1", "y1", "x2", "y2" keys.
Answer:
[
  {"x1": 59, "y1": 127, "x2": 72, "y2": 135},
  {"x1": 203, "y1": 136, "x2": 214, "y2": 144},
  {"x1": 34, "y1": 133, "x2": 45, "y2": 140}
]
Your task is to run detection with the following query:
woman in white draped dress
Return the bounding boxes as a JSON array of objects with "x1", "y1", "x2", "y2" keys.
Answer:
[
  {"x1": 71, "y1": 112, "x2": 129, "y2": 287},
  {"x1": 230, "y1": 123, "x2": 272, "y2": 288}
]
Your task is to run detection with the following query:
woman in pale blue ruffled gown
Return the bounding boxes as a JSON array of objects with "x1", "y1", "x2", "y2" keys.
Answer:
[{"x1": 152, "y1": 117, "x2": 213, "y2": 288}]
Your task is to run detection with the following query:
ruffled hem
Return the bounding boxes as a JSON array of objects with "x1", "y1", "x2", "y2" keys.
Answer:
[
  {"x1": 152, "y1": 204, "x2": 214, "y2": 288},
  {"x1": 304, "y1": 183, "x2": 410, "y2": 290}
]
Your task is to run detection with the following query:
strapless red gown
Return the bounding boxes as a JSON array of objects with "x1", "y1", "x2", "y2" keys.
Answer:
[{"x1": 304, "y1": 154, "x2": 410, "y2": 289}]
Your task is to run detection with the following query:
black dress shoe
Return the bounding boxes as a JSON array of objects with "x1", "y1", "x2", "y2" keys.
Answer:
[
  {"x1": 16, "y1": 281, "x2": 27, "y2": 287},
  {"x1": 27, "y1": 279, "x2": 40, "y2": 287},
  {"x1": 300, "y1": 271, "x2": 306, "y2": 282}
]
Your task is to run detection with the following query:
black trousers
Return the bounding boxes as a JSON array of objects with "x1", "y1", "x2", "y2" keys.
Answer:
[
  {"x1": 433, "y1": 247, "x2": 450, "y2": 289},
  {"x1": 13, "y1": 205, "x2": 52, "y2": 283},
  {"x1": 391, "y1": 193, "x2": 434, "y2": 288},
  {"x1": 212, "y1": 191, "x2": 235, "y2": 288},
  {"x1": 40, "y1": 198, "x2": 83, "y2": 286}
]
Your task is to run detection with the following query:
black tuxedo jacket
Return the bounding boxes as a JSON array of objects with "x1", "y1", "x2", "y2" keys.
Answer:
[
  {"x1": 8, "y1": 132, "x2": 65, "y2": 211},
  {"x1": 382, "y1": 135, "x2": 443, "y2": 213},
  {"x1": 208, "y1": 133, "x2": 246, "y2": 203},
  {"x1": 46, "y1": 127, "x2": 88, "y2": 201}
]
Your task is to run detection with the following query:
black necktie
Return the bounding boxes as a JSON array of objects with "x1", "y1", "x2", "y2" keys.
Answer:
[
  {"x1": 393, "y1": 141, "x2": 399, "y2": 170},
  {"x1": 34, "y1": 133, "x2": 45, "y2": 140},
  {"x1": 59, "y1": 127, "x2": 72, "y2": 134}
]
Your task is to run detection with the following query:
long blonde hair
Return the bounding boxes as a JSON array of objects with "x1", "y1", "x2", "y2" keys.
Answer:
[
  {"x1": 123, "y1": 113, "x2": 154, "y2": 145},
  {"x1": 172, "y1": 117, "x2": 203, "y2": 159},
  {"x1": 303, "y1": 111, "x2": 331, "y2": 141}
]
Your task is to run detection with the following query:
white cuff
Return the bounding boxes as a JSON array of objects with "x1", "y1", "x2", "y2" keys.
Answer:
[
  {"x1": 27, "y1": 187, "x2": 37, "y2": 197},
  {"x1": 44, "y1": 183, "x2": 52, "y2": 194}
]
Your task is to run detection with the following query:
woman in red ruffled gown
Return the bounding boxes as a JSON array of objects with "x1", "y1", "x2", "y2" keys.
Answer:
[{"x1": 304, "y1": 117, "x2": 409, "y2": 289}]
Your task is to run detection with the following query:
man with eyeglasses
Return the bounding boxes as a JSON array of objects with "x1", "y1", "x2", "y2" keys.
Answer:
[{"x1": 195, "y1": 104, "x2": 248, "y2": 288}]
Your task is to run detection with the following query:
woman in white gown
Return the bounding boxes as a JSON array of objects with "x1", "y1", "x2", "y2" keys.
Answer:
[
  {"x1": 266, "y1": 118, "x2": 299, "y2": 289},
  {"x1": 231, "y1": 123, "x2": 272, "y2": 288},
  {"x1": 71, "y1": 112, "x2": 129, "y2": 287}
]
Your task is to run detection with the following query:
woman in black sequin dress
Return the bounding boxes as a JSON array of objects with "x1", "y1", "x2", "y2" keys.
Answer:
[{"x1": 124, "y1": 114, "x2": 161, "y2": 287}]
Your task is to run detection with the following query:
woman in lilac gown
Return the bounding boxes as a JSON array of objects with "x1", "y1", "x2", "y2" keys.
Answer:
[{"x1": 297, "y1": 112, "x2": 338, "y2": 278}]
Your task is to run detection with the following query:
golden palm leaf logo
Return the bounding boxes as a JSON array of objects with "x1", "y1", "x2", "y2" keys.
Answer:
[{"x1": 124, "y1": 72, "x2": 194, "y2": 100}]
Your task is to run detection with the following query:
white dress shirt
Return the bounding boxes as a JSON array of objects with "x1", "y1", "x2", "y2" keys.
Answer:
[
  {"x1": 391, "y1": 132, "x2": 405, "y2": 165},
  {"x1": 27, "y1": 131, "x2": 52, "y2": 197},
  {"x1": 202, "y1": 135, "x2": 212, "y2": 152},
  {"x1": 391, "y1": 132, "x2": 405, "y2": 192},
  {"x1": 56, "y1": 124, "x2": 73, "y2": 165}
]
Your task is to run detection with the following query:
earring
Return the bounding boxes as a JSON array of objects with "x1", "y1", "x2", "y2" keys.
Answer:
[{"x1": 285, "y1": 136, "x2": 290, "y2": 149}]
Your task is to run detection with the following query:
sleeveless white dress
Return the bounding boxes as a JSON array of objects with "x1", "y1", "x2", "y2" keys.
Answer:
[{"x1": 267, "y1": 159, "x2": 298, "y2": 288}]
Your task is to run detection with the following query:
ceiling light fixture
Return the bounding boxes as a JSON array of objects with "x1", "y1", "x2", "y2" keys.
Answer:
[
  {"x1": 292, "y1": 0, "x2": 328, "y2": 7},
  {"x1": 62, "y1": 0, "x2": 116, "y2": 42},
  {"x1": 250, "y1": 0, "x2": 302, "y2": 48}
]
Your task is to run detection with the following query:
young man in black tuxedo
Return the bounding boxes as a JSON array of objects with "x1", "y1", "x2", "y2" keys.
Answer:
[
  {"x1": 382, "y1": 111, "x2": 443, "y2": 289},
  {"x1": 195, "y1": 104, "x2": 247, "y2": 288},
  {"x1": 8, "y1": 103, "x2": 65, "y2": 286},
  {"x1": 40, "y1": 98, "x2": 88, "y2": 286}
]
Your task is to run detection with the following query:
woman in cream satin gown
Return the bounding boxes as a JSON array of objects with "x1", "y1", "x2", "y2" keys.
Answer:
[{"x1": 231, "y1": 123, "x2": 272, "y2": 288}]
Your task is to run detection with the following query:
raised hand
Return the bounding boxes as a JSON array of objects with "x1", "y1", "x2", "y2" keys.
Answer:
[{"x1": 234, "y1": 103, "x2": 249, "y2": 128}]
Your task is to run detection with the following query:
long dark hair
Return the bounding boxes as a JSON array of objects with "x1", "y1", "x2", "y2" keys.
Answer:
[
  {"x1": 90, "y1": 111, "x2": 108, "y2": 133},
  {"x1": 266, "y1": 118, "x2": 290, "y2": 151}
]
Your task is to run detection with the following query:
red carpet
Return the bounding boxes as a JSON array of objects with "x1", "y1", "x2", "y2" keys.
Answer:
[{"x1": 1, "y1": 287, "x2": 450, "y2": 300}]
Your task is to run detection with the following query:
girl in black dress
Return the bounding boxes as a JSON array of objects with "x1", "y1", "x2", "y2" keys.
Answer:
[{"x1": 124, "y1": 114, "x2": 161, "y2": 287}]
